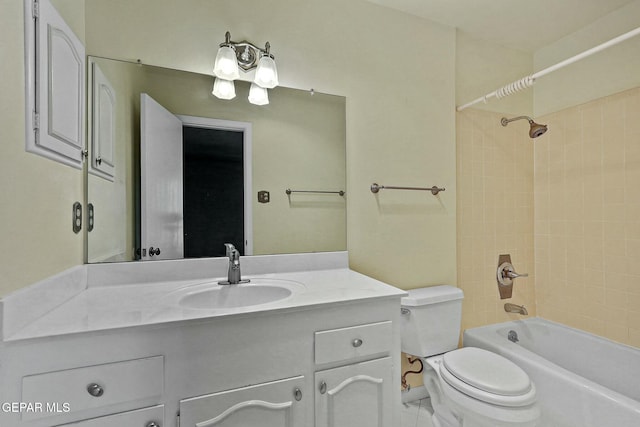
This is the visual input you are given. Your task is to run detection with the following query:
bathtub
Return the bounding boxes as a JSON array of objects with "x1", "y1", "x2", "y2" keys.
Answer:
[{"x1": 463, "y1": 317, "x2": 640, "y2": 427}]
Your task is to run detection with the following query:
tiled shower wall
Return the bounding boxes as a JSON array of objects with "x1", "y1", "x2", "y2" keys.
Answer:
[
  {"x1": 535, "y1": 87, "x2": 640, "y2": 347},
  {"x1": 457, "y1": 109, "x2": 537, "y2": 332}
]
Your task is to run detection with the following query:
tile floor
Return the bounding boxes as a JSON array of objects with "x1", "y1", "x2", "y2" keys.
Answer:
[{"x1": 400, "y1": 398, "x2": 434, "y2": 427}]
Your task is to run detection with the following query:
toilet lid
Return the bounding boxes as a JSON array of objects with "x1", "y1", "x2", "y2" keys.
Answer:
[{"x1": 442, "y1": 347, "x2": 533, "y2": 400}]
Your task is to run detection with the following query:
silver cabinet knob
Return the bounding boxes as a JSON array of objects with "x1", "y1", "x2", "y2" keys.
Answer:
[
  {"x1": 319, "y1": 381, "x2": 327, "y2": 394},
  {"x1": 96, "y1": 156, "x2": 102, "y2": 165},
  {"x1": 294, "y1": 387, "x2": 302, "y2": 401},
  {"x1": 87, "y1": 383, "x2": 104, "y2": 397},
  {"x1": 146, "y1": 422, "x2": 160, "y2": 427},
  {"x1": 352, "y1": 338, "x2": 363, "y2": 348}
]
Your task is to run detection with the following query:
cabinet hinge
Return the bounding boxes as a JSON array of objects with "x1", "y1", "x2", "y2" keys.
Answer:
[
  {"x1": 32, "y1": 0, "x2": 39, "y2": 18},
  {"x1": 32, "y1": 111, "x2": 40, "y2": 130}
]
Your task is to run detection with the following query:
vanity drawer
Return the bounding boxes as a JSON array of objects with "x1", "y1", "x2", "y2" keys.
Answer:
[
  {"x1": 56, "y1": 404, "x2": 164, "y2": 426},
  {"x1": 22, "y1": 356, "x2": 164, "y2": 421},
  {"x1": 315, "y1": 321, "x2": 392, "y2": 364}
]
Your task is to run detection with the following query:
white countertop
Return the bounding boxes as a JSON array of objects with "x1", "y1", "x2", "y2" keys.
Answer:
[{"x1": 2, "y1": 253, "x2": 406, "y2": 341}]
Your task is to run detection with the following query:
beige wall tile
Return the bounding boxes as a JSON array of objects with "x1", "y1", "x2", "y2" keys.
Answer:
[
  {"x1": 457, "y1": 109, "x2": 536, "y2": 332},
  {"x1": 536, "y1": 87, "x2": 640, "y2": 345}
]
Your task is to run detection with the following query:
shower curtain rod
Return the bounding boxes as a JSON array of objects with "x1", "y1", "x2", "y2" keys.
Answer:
[{"x1": 456, "y1": 26, "x2": 640, "y2": 112}]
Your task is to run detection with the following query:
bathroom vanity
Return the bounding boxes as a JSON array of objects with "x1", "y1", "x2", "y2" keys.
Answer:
[{"x1": 0, "y1": 252, "x2": 405, "y2": 427}]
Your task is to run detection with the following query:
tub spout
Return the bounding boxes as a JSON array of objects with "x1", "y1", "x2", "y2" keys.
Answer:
[{"x1": 504, "y1": 303, "x2": 528, "y2": 315}]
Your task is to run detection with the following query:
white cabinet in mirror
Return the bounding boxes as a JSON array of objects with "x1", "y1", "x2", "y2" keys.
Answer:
[{"x1": 89, "y1": 61, "x2": 116, "y2": 181}]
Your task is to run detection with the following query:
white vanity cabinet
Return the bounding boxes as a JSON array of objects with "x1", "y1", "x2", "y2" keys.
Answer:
[
  {"x1": 315, "y1": 357, "x2": 393, "y2": 427},
  {"x1": 56, "y1": 405, "x2": 164, "y2": 426},
  {"x1": 0, "y1": 264, "x2": 404, "y2": 427},
  {"x1": 21, "y1": 356, "x2": 164, "y2": 422},
  {"x1": 178, "y1": 376, "x2": 305, "y2": 427},
  {"x1": 313, "y1": 321, "x2": 395, "y2": 427}
]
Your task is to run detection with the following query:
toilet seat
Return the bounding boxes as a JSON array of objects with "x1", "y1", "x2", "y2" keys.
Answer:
[{"x1": 439, "y1": 347, "x2": 536, "y2": 407}]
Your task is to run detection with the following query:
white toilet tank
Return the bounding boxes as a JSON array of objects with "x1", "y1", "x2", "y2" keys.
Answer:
[{"x1": 400, "y1": 285, "x2": 464, "y2": 357}]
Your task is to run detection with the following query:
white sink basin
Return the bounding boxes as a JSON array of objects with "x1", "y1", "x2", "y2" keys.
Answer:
[{"x1": 177, "y1": 279, "x2": 303, "y2": 310}]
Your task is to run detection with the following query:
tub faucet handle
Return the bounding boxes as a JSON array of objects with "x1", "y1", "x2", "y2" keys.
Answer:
[
  {"x1": 497, "y1": 262, "x2": 528, "y2": 287},
  {"x1": 504, "y1": 268, "x2": 528, "y2": 279}
]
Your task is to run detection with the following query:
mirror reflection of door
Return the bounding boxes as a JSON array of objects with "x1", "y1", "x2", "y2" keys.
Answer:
[
  {"x1": 140, "y1": 94, "x2": 253, "y2": 260},
  {"x1": 140, "y1": 93, "x2": 184, "y2": 260},
  {"x1": 183, "y1": 126, "x2": 244, "y2": 257}
]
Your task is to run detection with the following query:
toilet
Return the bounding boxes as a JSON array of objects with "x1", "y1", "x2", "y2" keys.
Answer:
[{"x1": 400, "y1": 286, "x2": 540, "y2": 427}]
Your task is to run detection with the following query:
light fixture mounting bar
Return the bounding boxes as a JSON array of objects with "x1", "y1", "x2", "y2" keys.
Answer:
[{"x1": 221, "y1": 31, "x2": 273, "y2": 72}]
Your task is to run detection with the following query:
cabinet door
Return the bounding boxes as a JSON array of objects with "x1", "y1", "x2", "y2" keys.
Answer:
[
  {"x1": 26, "y1": 0, "x2": 86, "y2": 168},
  {"x1": 90, "y1": 61, "x2": 116, "y2": 181},
  {"x1": 179, "y1": 376, "x2": 305, "y2": 427},
  {"x1": 315, "y1": 357, "x2": 392, "y2": 427}
]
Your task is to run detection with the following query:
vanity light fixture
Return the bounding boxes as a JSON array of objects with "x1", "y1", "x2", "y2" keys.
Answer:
[
  {"x1": 248, "y1": 83, "x2": 269, "y2": 105},
  {"x1": 212, "y1": 31, "x2": 279, "y2": 103},
  {"x1": 212, "y1": 35, "x2": 240, "y2": 81},
  {"x1": 212, "y1": 78, "x2": 236, "y2": 100},
  {"x1": 254, "y1": 44, "x2": 279, "y2": 89}
]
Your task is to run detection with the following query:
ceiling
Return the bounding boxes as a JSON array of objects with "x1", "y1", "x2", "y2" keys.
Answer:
[{"x1": 365, "y1": 0, "x2": 636, "y2": 52}]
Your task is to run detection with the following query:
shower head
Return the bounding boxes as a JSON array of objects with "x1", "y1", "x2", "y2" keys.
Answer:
[{"x1": 501, "y1": 116, "x2": 548, "y2": 139}]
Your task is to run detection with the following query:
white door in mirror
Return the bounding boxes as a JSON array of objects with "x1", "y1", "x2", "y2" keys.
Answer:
[{"x1": 140, "y1": 93, "x2": 184, "y2": 260}]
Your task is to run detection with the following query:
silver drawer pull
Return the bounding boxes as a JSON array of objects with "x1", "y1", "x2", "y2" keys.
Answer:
[
  {"x1": 146, "y1": 422, "x2": 160, "y2": 427},
  {"x1": 87, "y1": 383, "x2": 104, "y2": 397},
  {"x1": 294, "y1": 387, "x2": 302, "y2": 401},
  {"x1": 319, "y1": 381, "x2": 327, "y2": 394},
  {"x1": 352, "y1": 338, "x2": 363, "y2": 348}
]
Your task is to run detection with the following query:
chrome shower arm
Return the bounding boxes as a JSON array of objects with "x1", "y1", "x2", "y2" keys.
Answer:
[{"x1": 501, "y1": 116, "x2": 533, "y2": 126}]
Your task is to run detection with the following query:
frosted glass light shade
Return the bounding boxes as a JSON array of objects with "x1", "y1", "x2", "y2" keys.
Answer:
[
  {"x1": 254, "y1": 55, "x2": 279, "y2": 89},
  {"x1": 212, "y1": 78, "x2": 236, "y2": 100},
  {"x1": 213, "y1": 46, "x2": 240, "y2": 80},
  {"x1": 248, "y1": 83, "x2": 269, "y2": 105}
]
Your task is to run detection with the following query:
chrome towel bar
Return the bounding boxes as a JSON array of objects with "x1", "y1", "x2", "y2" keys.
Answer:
[
  {"x1": 286, "y1": 189, "x2": 345, "y2": 196},
  {"x1": 370, "y1": 183, "x2": 445, "y2": 196}
]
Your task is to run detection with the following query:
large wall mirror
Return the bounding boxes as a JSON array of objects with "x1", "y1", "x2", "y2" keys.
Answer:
[{"x1": 87, "y1": 57, "x2": 346, "y2": 263}]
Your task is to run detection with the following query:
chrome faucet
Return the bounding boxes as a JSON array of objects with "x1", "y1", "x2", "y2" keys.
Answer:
[{"x1": 218, "y1": 243, "x2": 249, "y2": 285}]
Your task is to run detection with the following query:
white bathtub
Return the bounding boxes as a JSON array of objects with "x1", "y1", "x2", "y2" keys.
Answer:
[{"x1": 463, "y1": 317, "x2": 640, "y2": 427}]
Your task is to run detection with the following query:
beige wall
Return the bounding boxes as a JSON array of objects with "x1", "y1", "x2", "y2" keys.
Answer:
[
  {"x1": 85, "y1": 0, "x2": 458, "y2": 288},
  {"x1": 454, "y1": 31, "x2": 538, "y2": 333},
  {"x1": 534, "y1": 0, "x2": 640, "y2": 116},
  {"x1": 5, "y1": 0, "x2": 638, "y2": 352},
  {"x1": 457, "y1": 109, "x2": 537, "y2": 331},
  {"x1": 456, "y1": 31, "x2": 533, "y2": 116},
  {"x1": 0, "y1": 0, "x2": 84, "y2": 297},
  {"x1": 534, "y1": 87, "x2": 640, "y2": 347},
  {"x1": 1, "y1": 0, "x2": 456, "y2": 298}
]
